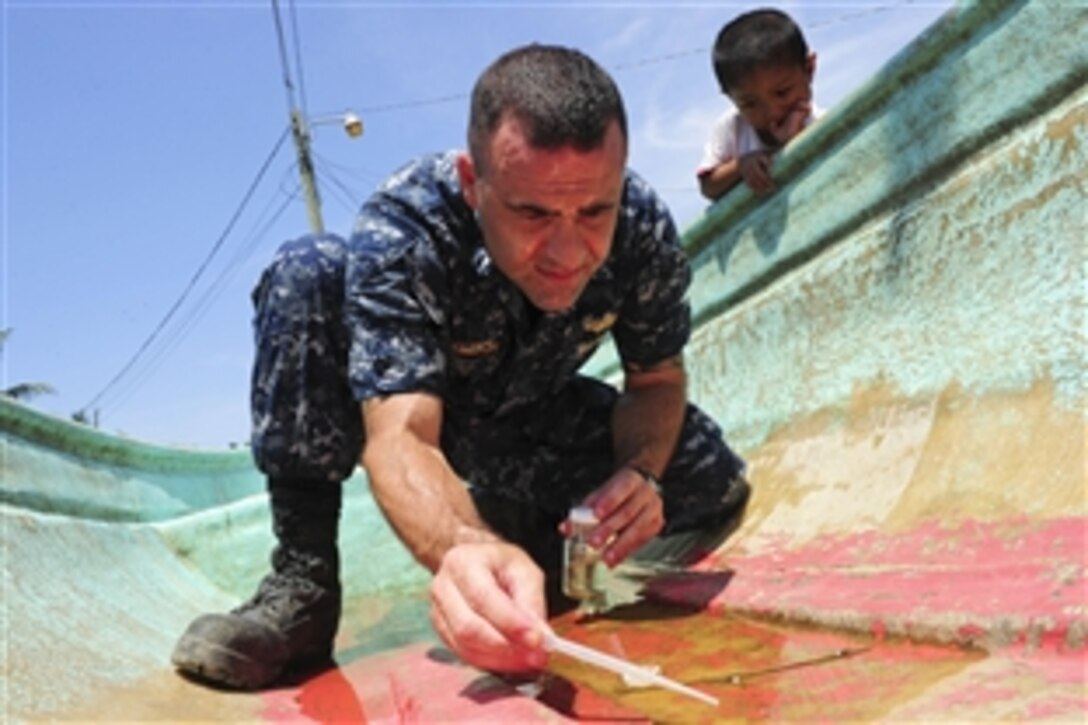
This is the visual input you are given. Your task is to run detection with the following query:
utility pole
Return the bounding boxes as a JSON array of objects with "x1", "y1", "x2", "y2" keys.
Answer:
[
  {"x1": 273, "y1": 0, "x2": 324, "y2": 235},
  {"x1": 289, "y1": 107, "x2": 324, "y2": 234},
  {"x1": 273, "y1": 0, "x2": 361, "y2": 235}
]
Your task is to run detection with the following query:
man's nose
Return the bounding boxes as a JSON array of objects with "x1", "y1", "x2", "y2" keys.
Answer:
[{"x1": 542, "y1": 221, "x2": 584, "y2": 267}]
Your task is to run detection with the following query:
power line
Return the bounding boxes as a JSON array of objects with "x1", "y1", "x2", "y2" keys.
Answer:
[
  {"x1": 312, "y1": 151, "x2": 365, "y2": 216},
  {"x1": 270, "y1": 0, "x2": 299, "y2": 118},
  {"x1": 78, "y1": 127, "x2": 291, "y2": 418},
  {"x1": 357, "y1": 92, "x2": 470, "y2": 115},
  {"x1": 100, "y1": 185, "x2": 299, "y2": 419},
  {"x1": 354, "y1": 0, "x2": 920, "y2": 115},
  {"x1": 288, "y1": 0, "x2": 310, "y2": 117},
  {"x1": 83, "y1": 1, "x2": 318, "y2": 420}
]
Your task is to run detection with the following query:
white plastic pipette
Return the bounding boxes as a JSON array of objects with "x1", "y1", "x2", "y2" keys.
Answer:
[{"x1": 540, "y1": 625, "x2": 719, "y2": 707}]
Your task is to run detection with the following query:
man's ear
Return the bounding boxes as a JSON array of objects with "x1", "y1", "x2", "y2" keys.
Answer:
[{"x1": 456, "y1": 152, "x2": 478, "y2": 210}]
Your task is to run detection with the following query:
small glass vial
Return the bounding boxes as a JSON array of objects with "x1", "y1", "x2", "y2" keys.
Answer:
[{"x1": 563, "y1": 505, "x2": 604, "y2": 605}]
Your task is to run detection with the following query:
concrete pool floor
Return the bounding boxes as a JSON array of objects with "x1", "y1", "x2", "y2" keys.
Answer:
[{"x1": 11, "y1": 563, "x2": 1082, "y2": 723}]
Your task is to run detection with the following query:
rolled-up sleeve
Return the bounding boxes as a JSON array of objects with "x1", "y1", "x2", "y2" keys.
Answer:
[{"x1": 345, "y1": 200, "x2": 447, "y2": 401}]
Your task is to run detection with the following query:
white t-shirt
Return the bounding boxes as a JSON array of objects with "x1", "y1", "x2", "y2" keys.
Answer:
[{"x1": 697, "y1": 105, "x2": 824, "y2": 176}]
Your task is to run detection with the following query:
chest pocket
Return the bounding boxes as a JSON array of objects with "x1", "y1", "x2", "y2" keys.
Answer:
[
  {"x1": 445, "y1": 307, "x2": 511, "y2": 415},
  {"x1": 450, "y1": 336, "x2": 504, "y2": 374}
]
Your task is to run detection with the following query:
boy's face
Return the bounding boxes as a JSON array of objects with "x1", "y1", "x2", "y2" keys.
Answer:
[{"x1": 729, "y1": 53, "x2": 816, "y2": 146}]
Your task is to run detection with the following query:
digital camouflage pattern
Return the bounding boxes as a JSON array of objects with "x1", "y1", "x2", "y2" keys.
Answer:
[{"x1": 251, "y1": 152, "x2": 745, "y2": 539}]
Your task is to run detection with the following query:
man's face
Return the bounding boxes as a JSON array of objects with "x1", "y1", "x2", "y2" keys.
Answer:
[
  {"x1": 729, "y1": 54, "x2": 816, "y2": 144},
  {"x1": 458, "y1": 117, "x2": 627, "y2": 313}
]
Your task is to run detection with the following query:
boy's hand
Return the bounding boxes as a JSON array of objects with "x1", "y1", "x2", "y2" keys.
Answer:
[
  {"x1": 739, "y1": 150, "x2": 775, "y2": 194},
  {"x1": 770, "y1": 101, "x2": 812, "y2": 146}
]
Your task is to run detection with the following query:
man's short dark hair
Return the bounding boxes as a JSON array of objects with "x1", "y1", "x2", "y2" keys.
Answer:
[
  {"x1": 712, "y1": 9, "x2": 809, "y2": 96},
  {"x1": 468, "y1": 44, "x2": 628, "y2": 172}
]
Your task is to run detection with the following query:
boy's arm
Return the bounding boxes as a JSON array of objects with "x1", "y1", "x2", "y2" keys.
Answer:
[
  {"x1": 700, "y1": 150, "x2": 776, "y2": 198},
  {"x1": 698, "y1": 112, "x2": 744, "y2": 201},
  {"x1": 698, "y1": 158, "x2": 743, "y2": 201}
]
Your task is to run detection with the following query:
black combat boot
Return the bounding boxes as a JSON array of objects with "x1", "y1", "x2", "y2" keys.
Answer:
[{"x1": 171, "y1": 479, "x2": 342, "y2": 690}]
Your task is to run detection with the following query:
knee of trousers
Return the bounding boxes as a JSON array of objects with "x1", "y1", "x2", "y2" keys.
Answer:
[
  {"x1": 658, "y1": 404, "x2": 748, "y2": 525},
  {"x1": 667, "y1": 403, "x2": 747, "y2": 481},
  {"x1": 250, "y1": 232, "x2": 359, "y2": 483},
  {"x1": 252, "y1": 233, "x2": 349, "y2": 318}
]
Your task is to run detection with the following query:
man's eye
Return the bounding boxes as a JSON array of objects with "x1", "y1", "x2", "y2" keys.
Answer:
[
  {"x1": 519, "y1": 207, "x2": 550, "y2": 220},
  {"x1": 581, "y1": 207, "x2": 612, "y2": 221}
]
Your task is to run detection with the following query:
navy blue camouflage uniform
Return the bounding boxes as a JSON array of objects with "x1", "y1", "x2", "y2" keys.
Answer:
[{"x1": 250, "y1": 152, "x2": 746, "y2": 580}]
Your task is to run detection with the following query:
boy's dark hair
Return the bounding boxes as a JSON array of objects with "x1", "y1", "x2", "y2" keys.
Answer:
[
  {"x1": 712, "y1": 9, "x2": 809, "y2": 95},
  {"x1": 468, "y1": 44, "x2": 628, "y2": 172}
]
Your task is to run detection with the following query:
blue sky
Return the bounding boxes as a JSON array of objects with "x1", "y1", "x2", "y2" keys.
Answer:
[{"x1": 2, "y1": 0, "x2": 954, "y2": 448}]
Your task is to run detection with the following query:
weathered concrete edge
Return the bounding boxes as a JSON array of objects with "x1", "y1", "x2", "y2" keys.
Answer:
[
  {"x1": 1, "y1": 396, "x2": 264, "y2": 520},
  {"x1": 0, "y1": 395, "x2": 251, "y2": 473}
]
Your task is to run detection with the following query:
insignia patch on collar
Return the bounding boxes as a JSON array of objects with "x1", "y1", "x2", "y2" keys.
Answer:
[
  {"x1": 582, "y1": 313, "x2": 617, "y2": 335},
  {"x1": 451, "y1": 339, "x2": 500, "y2": 357}
]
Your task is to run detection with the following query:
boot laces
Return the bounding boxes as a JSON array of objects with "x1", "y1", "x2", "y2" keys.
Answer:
[{"x1": 234, "y1": 573, "x2": 331, "y2": 625}]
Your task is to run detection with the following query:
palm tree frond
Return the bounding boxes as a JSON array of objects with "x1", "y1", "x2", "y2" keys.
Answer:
[{"x1": 3, "y1": 383, "x2": 57, "y2": 401}]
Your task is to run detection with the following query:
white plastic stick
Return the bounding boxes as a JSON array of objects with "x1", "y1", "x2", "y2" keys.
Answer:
[{"x1": 541, "y1": 626, "x2": 719, "y2": 707}]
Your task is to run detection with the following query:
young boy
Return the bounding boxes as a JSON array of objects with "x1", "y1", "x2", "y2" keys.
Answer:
[{"x1": 697, "y1": 8, "x2": 822, "y2": 201}]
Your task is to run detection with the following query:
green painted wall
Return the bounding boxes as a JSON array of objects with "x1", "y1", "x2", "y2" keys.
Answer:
[
  {"x1": 1, "y1": 395, "x2": 261, "y2": 521},
  {"x1": 0, "y1": 395, "x2": 427, "y2": 601},
  {"x1": 683, "y1": 0, "x2": 1085, "y2": 437}
]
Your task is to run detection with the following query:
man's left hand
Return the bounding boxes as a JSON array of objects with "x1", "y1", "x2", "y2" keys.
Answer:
[{"x1": 574, "y1": 466, "x2": 665, "y2": 567}]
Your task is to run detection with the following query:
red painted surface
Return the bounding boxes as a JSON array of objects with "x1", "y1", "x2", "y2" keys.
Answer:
[
  {"x1": 256, "y1": 517, "x2": 1085, "y2": 722},
  {"x1": 667, "y1": 517, "x2": 1088, "y2": 653},
  {"x1": 256, "y1": 611, "x2": 990, "y2": 723},
  {"x1": 545, "y1": 601, "x2": 986, "y2": 722},
  {"x1": 260, "y1": 640, "x2": 650, "y2": 723}
]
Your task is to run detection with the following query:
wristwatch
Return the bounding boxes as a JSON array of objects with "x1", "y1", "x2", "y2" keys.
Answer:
[{"x1": 628, "y1": 464, "x2": 662, "y2": 495}]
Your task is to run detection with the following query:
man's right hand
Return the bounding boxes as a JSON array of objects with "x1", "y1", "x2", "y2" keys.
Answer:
[{"x1": 429, "y1": 541, "x2": 550, "y2": 673}]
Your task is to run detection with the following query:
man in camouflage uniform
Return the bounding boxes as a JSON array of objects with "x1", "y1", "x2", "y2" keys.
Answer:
[{"x1": 172, "y1": 44, "x2": 748, "y2": 689}]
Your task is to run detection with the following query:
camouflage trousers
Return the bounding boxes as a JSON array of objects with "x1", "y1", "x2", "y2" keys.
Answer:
[{"x1": 250, "y1": 235, "x2": 747, "y2": 563}]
